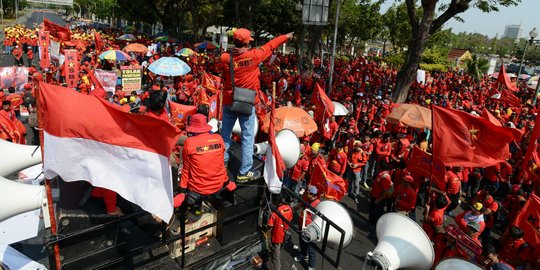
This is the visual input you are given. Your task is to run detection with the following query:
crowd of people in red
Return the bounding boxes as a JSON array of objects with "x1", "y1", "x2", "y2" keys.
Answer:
[{"x1": 2, "y1": 21, "x2": 540, "y2": 270}]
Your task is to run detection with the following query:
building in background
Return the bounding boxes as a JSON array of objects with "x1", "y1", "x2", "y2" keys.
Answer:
[{"x1": 503, "y1": 24, "x2": 522, "y2": 39}]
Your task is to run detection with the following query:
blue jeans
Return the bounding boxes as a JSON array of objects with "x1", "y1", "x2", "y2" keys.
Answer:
[
  {"x1": 221, "y1": 105, "x2": 256, "y2": 175},
  {"x1": 352, "y1": 170, "x2": 362, "y2": 196},
  {"x1": 300, "y1": 237, "x2": 316, "y2": 268}
]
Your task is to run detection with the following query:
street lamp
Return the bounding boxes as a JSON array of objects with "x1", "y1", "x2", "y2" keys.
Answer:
[
  {"x1": 517, "y1": 28, "x2": 539, "y2": 86},
  {"x1": 296, "y1": 1, "x2": 303, "y2": 73}
]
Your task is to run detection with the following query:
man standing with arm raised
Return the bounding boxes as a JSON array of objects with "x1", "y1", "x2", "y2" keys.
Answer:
[{"x1": 220, "y1": 28, "x2": 293, "y2": 182}]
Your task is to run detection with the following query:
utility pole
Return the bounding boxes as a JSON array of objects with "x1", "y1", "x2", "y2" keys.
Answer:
[
  {"x1": 327, "y1": 0, "x2": 341, "y2": 94},
  {"x1": 14, "y1": 0, "x2": 17, "y2": 19}
]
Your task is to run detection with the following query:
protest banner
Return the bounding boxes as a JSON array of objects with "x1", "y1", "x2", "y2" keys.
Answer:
[
  {"x1": 38, "y1": 30, "x2": 50, "y2": 69},
  {"x1": 64, "y1": 50, "x2": 79, "y2": 88},
  {"x1": 0, "y1": 67, "x2": 29, "y2": 91},
  {"x1": 94, "y1": 69, "x2": 118, "y2": 94},
  {"x1": 120, "y1": 66, "x2": 142, "y2": 93}
]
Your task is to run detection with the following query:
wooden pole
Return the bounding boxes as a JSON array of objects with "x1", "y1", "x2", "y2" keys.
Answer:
[{"x1": 35, "y1": 80, "x2": 62, "y2": 270}]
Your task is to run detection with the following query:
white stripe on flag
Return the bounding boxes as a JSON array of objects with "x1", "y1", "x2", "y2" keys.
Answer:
[
  {"x1": 264, "y1": 147, "x2": 282, "y2": 194},
  {"x1": 43, "y1": 131, "x2": 173, "y2": 221}
]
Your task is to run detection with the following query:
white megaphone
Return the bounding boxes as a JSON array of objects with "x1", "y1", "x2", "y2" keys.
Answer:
[
  {"x1": 253, "y1": 129, "x2": 300, "y2": 168},
  {"x1": 0, "y1": 176, "x2": 46, "y2": 222},
  {"x1": 366, "y1": 212, "x2": 434, "y2": 270},
  {"x1": 435, "y1": 258, "x2": 484, "y2": 270},
  {"x1": 207, "y1": 118, "x2": 259, "y2": 137},
  {"x1": 301, "y1": 200, "x2": 354, "y2": 249},
  {"x1": 0, "y1": 139, "x2": 42, "y2": 177}
]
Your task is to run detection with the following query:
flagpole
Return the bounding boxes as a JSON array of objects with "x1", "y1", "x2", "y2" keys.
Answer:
[{"x1": 35, "y1": 80, "x2": 62, "y2": 270}]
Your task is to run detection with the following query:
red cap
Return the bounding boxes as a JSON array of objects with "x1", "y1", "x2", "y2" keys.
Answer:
[
  {"x1": 233, "y1": 28, "x2": 254, "y2": 44},
  {"x1": 403, "y1": 175, "x2": 414, "y2": 183}
]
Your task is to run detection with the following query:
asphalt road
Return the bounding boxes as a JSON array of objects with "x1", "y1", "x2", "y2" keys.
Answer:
[{"x1": 15, "y1": 10, "x2": 67, "y2": 28}]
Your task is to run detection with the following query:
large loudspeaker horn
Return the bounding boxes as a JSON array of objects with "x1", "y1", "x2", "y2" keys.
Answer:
[
  {"x1": 301, "y1": 200, "x2": 353, "y2": 249},
  {"x1": 435, "y1": 258, "x2": 483, "y2": 270},
  {"x1": 366, "y1": 213, "x2": 434, "y2": 270},
  {"x1": 232, "y1": 117, "x2": 259, "y2": 137},
  {"x1": 0, "y1": 176, "x2": 45, "y2": 221},
  {"x1": 253, "y1": 129, "x2": 300, "y2": 168},
  {"x1": 206, "y1": 118, "x2": 260, "y2": 137},
  {"x1": 0, "y1": 140, "x2": 42, "y2": 177}
]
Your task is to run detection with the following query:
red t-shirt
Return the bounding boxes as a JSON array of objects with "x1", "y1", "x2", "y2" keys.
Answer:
[
  {"x1": 290, "y1": 156, "x2": 309, "y2": 181},
  {"x1": 394, "y1": 184, "x2": 417, "y2": 211},
  {"x1": 371, "y1": 171, "x2": 393, "y2": 199},
  {"x1": 328, "y1": 150, "x2": 347, "y2": 175},
  {"x1": 180, "y1": 133, "x2": 228, "y2": 195},
  {"x1": 445, "y1": 170, "x2": 461, "y2": 195},
  {"x1": 422, "y1": 208, "x2": 445, "y2": 239},
  {"x1": 268, "y1": 204, "x2": 293, "y2": 244}
]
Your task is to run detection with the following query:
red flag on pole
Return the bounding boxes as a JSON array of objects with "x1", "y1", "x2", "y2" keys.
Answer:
[
  {"x1": 481, "y1": 108, "x2": 502, "y2": 127},
  {"x1": 263, "y1": 85, "x2": 286, "y2": 194},
  {"x1": 0, "y1": 113, "x2": 25, "y2": 144},
  {"x1": 37, "y1": 81, "x2": 180, "y2": 221},
  {"x1": 432, "y1": 105, "x2": 521, "y2": 167},
  {"x1": 406, "y1": 146, "x2": 446, "y2": 191},
  {"x1": 522, "y1": 112, "x2": 540, "y2": 170},
  {"x1": 168, "y1": 101, "x2": 197, "y2": 129},
  {"x1": 43, "y1": 18, "x2": 72, "y2": 42},
  {"x1": 497, "y1": 64, "x2": 519, "y2": 92},
  {"x1": 64, "y1": 49, "x2": 79, "y2": 88},
  {"x1": 94, "y1": 31, "x2": 103, "y2": 53},
  {"x1": 310, "y1": 160, "x2": 348, "y2": 201},
  {"x1": 38, "y1": 30, "x2": 50, "y2": 69},
  {"x1": 88, "y1": 70, "x2": 107, "y2": 99},
  {"x1": 202, "y1": 71, "x2": 221, "y2": 94},
  {"x1": 310, "y1": 83, "x2": 335, "y2": 122},
  {"x1": 511, "y1": 194, "x2": 540, "y2": 251}
]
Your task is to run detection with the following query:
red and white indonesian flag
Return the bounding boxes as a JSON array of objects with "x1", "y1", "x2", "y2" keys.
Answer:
[{"x1": 37, "y1": 82, "x2": 180, "y2": 221}]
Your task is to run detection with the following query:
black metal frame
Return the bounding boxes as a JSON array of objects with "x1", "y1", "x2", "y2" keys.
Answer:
[
  {"x1": 45, "y1": 185, "x2": 347, "y2": 269},
  {"x1": 268, "y1": 185, "x2": 346, "y2": 268}
]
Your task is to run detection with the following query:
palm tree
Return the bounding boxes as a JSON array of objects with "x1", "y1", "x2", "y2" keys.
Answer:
[{"x1": 466, "y1": 54, "x2": 490, "y2": 82}]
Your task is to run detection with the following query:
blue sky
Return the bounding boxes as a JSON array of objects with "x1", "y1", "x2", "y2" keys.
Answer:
[{"x1": 380, "y1": 0, "x2": 540, "y2": 38}]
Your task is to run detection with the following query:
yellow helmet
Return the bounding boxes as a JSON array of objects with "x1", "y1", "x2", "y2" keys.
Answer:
[{"x1": 311, "y1": 143, "x2": 320, "y2": 152}]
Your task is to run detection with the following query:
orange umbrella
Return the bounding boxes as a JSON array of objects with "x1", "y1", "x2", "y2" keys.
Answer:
[
  {"x1": 387, "y1": 104, "x2": 432, "y2": 130},
  {"x1": 262, "y1": 105, "x2": 318, "y2": 137},
  {"x1": 123, "y1": 43, "x2": 148, "y2": 53}
]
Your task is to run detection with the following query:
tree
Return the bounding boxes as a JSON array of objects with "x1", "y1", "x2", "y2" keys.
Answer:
[
  {"x1": 383, "y1": 3, "x2": 411, "y2": 53},
  {"x1": 466, "y1": 54, "x2": 489, "y2": 82},
  {"x1": 391, "y1": 0, "x2": 520, "y2": 103}
]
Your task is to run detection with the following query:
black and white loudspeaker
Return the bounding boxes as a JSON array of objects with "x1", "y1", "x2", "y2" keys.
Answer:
[
  {"x1": 435, "y1": 258, "x2": 483, "y2": 270},
  {"x1": 366, "y1": 213, "x2": 434, "y2": 270},
  {"x1": 301, "y1": 200, "x2": 354, "y2": 249},
  {"x1": 253, "y1": 129, "x2": 300, "y2": 168},
  {"x1": 0, "y1": 176, "x2": 46, "y2": 222},
  {"x1": 0, "y1": 139, "x2": 42, "y2": 177},
  {"x1": 207, "y1": 118, "x2": 259, "y2": 137}
]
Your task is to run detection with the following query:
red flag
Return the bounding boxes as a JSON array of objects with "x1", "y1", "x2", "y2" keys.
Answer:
[
  {"x1": 310, "y1": 160, "x2": 348, "y2": 201},
  {"x1": 512, "y1": 194, "x2": 540, "y2": 251},
  {"x1": 201, "y1": 71, "x2": 221, "y2": 94},
  {"x1": 37, "y1": 81, "x2": 180, "y2": 221},
  {"x1": 43, "y1": 18, "x2": 71, "y2": 42},
  {"x1": 263, "y1": 93, "x2": 286, "y2": 193},
  {"x1": 64, "y1": 49, "x2": 79, "y2": 88},
  {"x1": 499, "y1": 89, "x2": 521, "y2": 107},
  {"x1": 432, "y1": 105, "x2": 521, "y2": 167},
  {"x1": 194, "y1": 87, "x2": 209, "y2": 107},
  {"x1": 406, "y1": 146, "x2": 446, "y2": 191},
  {"x1": 481, "y1": 108, "x2": 502, "y2": 127},
  {"x1": 497, "y1": 64, "x2": 519, "y2": 92},
  {"x1": 94, "y1": 31, "x2": 103, "y2": 53},
  {"x1": 38, "y1": 30, "x2": 50, "y2": 69},
  {"x1": 310, "y1": 83, "x2": 335, "y2": 122},
  {"x1": 207, "y1": 93, "x2": 219, "y2": 119},
  {"x1": 168, "y1": 101, "x2": 197, "y2": 129},
  {"x1": 0, "y1": 113, "x2": 25, "y2": 144},
  {"x1": 522, "y1": 112, "x2": 540, "y2": 170},
  {"x1": 88, "y1": 70, "x2": 107, "y2": 99}
]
